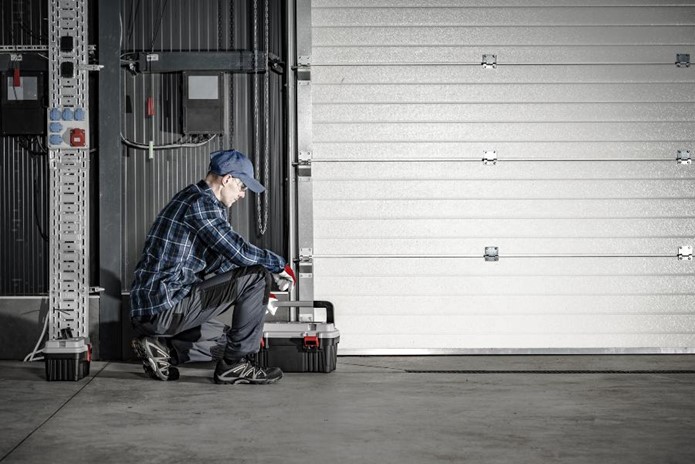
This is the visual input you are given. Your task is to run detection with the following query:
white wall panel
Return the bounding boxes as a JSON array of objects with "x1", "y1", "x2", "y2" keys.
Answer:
[{"x1": 308, "y1": 0, "x2": 695, "y2": 352}]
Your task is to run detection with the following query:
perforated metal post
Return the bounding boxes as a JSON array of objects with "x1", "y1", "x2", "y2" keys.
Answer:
[{"x1": 47, "y1": 0, "x2": 90, "y2": 339}]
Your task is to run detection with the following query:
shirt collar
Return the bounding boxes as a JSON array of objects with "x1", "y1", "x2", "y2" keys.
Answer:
[{"x1": 196, "y1": 179, "x2": 225, "y2": 208}]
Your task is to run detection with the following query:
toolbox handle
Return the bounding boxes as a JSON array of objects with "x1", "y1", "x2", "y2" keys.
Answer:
[{"x1": 270, "y1": 300, "x2": 334, "y2": 323}]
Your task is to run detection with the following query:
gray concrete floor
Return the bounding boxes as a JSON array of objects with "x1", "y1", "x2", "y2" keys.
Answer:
[{"x1": 1, "y1": 356, "x2": 694, "y2": 464}]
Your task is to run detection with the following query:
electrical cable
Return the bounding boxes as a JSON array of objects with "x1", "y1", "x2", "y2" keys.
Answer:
[
  {"x1": 120, "y1": 133, "x2": 218, "y2": 150},
  {"x1": 24, "y1": 309, "x2": 49, "y2": 362},
  {"x1": 149, "y1": 0, "x2": 169, "y2": 52},
  {"x1": 126, "y1": 0, "x2": 142, "y2": 49},
  {"x1": 15, "y1": 136, "x2": 50, "y2": 242}
]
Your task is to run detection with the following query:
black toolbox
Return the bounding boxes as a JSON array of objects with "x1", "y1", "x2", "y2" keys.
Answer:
[
  {"x1": 44, "y1": 337, "x2": 91, "y2": 381},
  {"x1": 256, "y1": 300, "x2": 339, "y2": 373}
]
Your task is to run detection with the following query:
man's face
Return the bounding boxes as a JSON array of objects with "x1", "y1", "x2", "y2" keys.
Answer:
[{"x1": 220, "y1": 175, "x2": 247, "y2": 207}]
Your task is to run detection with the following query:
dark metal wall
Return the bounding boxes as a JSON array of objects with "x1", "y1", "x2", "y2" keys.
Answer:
[
  {"x1": 121, "y1": 0, "x2": 287, "y2": 290},
  {"x1": 0, "y1": 0, "x2": 49, "y2": 294},
  {"x1": 0, "y1": 138, "x2": 48, "y2": 294},
  {"x1": 0, "y1": 0, "x2": 287, "y2": 296}
]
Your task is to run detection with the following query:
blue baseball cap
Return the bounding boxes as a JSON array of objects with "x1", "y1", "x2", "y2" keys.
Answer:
[{"x1": 208, "y1": 149, "x2": 265, "y2": 193}]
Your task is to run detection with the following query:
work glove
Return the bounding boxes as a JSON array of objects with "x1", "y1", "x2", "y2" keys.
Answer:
[
  {"x1": 267, "y1": 293, "x2": 278, "y2": 316},
  {"x1": 272, "y1": 264, "x2": 296, "y2": 292}
]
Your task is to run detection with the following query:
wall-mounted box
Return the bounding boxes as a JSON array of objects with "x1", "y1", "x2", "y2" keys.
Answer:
[
  {"x1": 1, "y1": 71, "x2": 46, "y2": 135},
  {"x1": 182, "y1": 72, "x2": 224, "y2": 134}
]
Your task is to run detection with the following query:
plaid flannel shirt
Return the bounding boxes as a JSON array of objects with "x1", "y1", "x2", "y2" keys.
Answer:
[{"x1": 130, "y1": 180, "x2": 285, "y2": 318}]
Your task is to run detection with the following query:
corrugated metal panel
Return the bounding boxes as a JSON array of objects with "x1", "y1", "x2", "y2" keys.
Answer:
[
  {"x1": 0, "y1": 139, "x2": 49, "y2": 295},
  {"x1": 310, "y1": 1, "x2": 695, "y2": 351},
  {"x1": 121, "y1": 0, "x2": 287, "y2": 289},
  {"x1": 0, "y1": 0, "x2": 50, "y2": 295}
]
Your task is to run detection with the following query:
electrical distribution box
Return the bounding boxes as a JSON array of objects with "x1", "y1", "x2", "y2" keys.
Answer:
[
  {"x1": 182, "y1": 72, "x2": 224, "y2": 134},
  {"x1": 0, "y1": 71, "x2": 46, "y2": 135}
]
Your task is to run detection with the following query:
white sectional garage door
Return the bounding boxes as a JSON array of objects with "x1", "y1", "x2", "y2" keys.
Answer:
[{"x1": 307, "y1": 0, "x2": 695, "y2": 353}]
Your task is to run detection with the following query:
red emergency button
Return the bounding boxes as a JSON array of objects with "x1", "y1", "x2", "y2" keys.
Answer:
[{"x1": 70, "y1": 128, "x2": 86, "y2": 147}]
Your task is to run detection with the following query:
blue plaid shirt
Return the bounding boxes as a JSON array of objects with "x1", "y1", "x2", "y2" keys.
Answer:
[{"x1": 130, "y1": 180, "x2": 286, "y2": 318}]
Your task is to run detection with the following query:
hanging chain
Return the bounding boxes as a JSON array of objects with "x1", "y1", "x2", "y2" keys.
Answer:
[
  {"x1": 261, "y1": 0, "x2": 270, "y2": 235},
  {"x1": 252, "y1": 0, "x2": 265, "y2": 235}
]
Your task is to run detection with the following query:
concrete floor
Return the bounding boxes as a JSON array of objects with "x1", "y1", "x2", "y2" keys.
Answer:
[{"x1": 1, "y1": 356, "x2": 694, "y2": 464}]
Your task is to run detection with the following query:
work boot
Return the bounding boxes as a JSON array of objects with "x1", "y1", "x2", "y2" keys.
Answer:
[
  {"x1": 214, "y1": 357, "x2": 283, "y2": 385},
  {"x1": 131, "y1": 337, "x2": 180, "y2": 381}
]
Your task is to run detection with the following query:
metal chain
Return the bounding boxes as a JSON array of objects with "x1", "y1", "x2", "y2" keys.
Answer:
[
  {"x1": 261, "y1": 0, "x2": 270, "y2": 235},
  {"x1": 252, "y1": 0, "x2": 265, "y2": 236}
]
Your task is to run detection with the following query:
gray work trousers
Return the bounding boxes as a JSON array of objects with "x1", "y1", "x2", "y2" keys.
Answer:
[{"x1": 132, "y1": 265, "x2": 271, "y2": 364}]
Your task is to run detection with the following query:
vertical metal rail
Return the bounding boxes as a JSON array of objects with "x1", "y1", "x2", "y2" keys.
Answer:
[
  {"x1": 295, "y1": 0, "x2": 313, "y2": 301},
  {"x1": 286, "y1": 0, "x2": 297, "y2": 299},
  {"x1": 47, "y1": 0, "x2": 90, "y2": 339}
]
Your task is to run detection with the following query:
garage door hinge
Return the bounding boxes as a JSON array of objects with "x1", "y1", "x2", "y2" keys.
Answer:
[
  {"x1": 484, "y1": 246, "x2": 499, "y2": 262},
  {"x1": 298, "y1": 248, "x2": 314, "y2": 279},
  {"x1": 297, "y1": 55, "x2": 311, "y2": 80},
  {"x1": 482, "y1": 54, "x2": 497, "y2": 69},
  {"x1": 676, "y1": 53, "x2": 690, "y2": 68},
  {"x1": 678, "y1": 246, "x2": 692, "y2": 261},
  {"x1": 483, "y1": 151, "x2": 497, "y2": 165},
  {"x1": 297, "y1": 151, "x2": 312, "y2": 177},
  {"x1": 677, "y1": 150, "x2": 691, "y2": 165}
]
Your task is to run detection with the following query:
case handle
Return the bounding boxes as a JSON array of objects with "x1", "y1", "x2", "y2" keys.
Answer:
[{"x1": 270, "y1": 300, "x2": 335, "y2": 323}]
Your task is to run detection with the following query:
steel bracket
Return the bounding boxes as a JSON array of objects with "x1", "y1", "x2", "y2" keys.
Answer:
[
  {"x1": 482, "y1": 54, "x2": 497, "y2": 69},
  {"x1": 678, "y1": 246, "x2": 693, "y2": 261},
  {"x1": 483, "y1": 151, "x2": 497, "y2": 165},
  {"x1": 676, "y1": 53, "x2": 690, "y2": 68},
  {"x1": 484, "y1": 247, "x2": 499, "y2": 262},
  {"x1": 298, "y1": 151, "x2": 312, "y2": 177},
  {"x1": 677, "y1": 150, "x2": 691, "y2": 165}
]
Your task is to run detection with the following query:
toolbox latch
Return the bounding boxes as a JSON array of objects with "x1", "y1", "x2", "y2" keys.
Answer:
[{"x1": 303, "y1": 335, "x2": 320, "y2": 349}]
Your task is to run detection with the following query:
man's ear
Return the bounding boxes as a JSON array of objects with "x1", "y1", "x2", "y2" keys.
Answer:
[{"x1": 223, "y1": 174, "x2": 232, "y2": 185}]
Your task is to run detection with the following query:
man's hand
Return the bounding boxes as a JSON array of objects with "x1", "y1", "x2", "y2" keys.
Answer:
[
  {"x1": 267, "y1": 293, "x2": 278, "y2": 315},
  {"x1": 272, "y1": 264, "x2": 296, "y2": 292}
]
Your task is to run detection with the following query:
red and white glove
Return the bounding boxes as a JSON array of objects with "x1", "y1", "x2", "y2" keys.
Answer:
[
  {"x1": 272, "y1": 264, "x2": 296, "y2": 292},
  {"x1": 267, "y1": 292, "x2": 278, "y2": 315}
]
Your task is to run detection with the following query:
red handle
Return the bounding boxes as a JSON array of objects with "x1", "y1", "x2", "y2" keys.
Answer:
[
  {"x1": 146, "y1": 96, "x2": 155, "y2": 117},
  {"x1": 284, "y1": 264, "x2": 296, "y2": 283}
]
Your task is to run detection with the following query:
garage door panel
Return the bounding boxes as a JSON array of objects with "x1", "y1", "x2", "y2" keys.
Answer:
[
  {"x1": 314, "y1": 142, "x2": 691, "y2": 161},
  {"x1": 316, "y1": 219, "x2": 695, "y2": 239},
  {"x1": 314, "y1": 46, "x2": 695, "y2": 65},
  {"x1": 315, "y1": 199, "x2": 695, "y2": 219},
  {"x1": 341, "y1": 332, "x2": 695, "y2": 351},
  {"x1": 314, "y1": 257, "x2": 691, "y2": 276},
  {"x1": 335, "y1": 315, "x2": 694, "y2": 335},
  {"x1": 313, "y1": 162, "x2": 694, "y2": 180},
  {"x1": 315, "y1": 275, "x2": 695, "y2": 296},
  {"x1": 314, "y1": 26, "x2": 695, "y2": 47},
  {"x1": 314, "y1": 66, "x2": 694, "y2": 85},
  {"x1": 308, "y1": 1, "x2": 695, "y2": 351},
  {"x1": 314, "y1": 122, "x2": 694, "y2": 143},
  {"x1": 314, "y1": 0, "x2": 695, "y2": 9},
  {"x1": 329, "y1": 295, "x2": 695, "y2": 316},
  {"x1": 314, "y1": 103, "x2": 695, "y2": 123},
  {"x1": 315, "y1": 179, "x2": 695, "y2": 200},
  {"x1": 313, "y1": 7, "x2": 695, "y2": 27},
  {"x1": 313, "y1": 84, "x2": 695, "y2": 104},
  {"x1": 314, "y1": 238, "x2": 686, "y2": 256}
]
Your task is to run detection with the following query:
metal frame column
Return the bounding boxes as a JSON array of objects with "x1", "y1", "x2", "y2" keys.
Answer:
[
  {"x1": 295, "y1": 0, "x2": 314, "y2": 301},
  {"x1": 47, "y1": 0, "x2": 90, "y2": 339}
]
